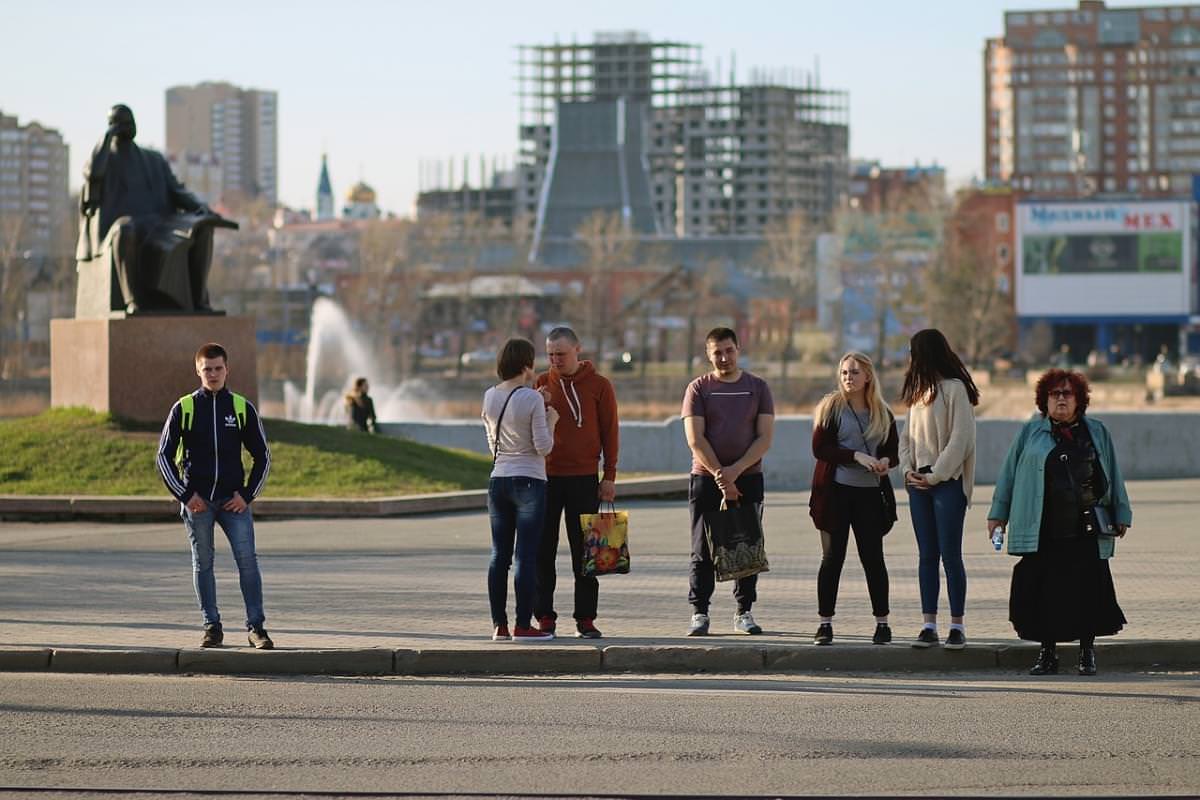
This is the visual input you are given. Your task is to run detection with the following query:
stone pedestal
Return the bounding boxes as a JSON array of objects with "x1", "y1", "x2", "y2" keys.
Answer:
[{"x1": 51, "y1": 316, "x2": 258, "y2": 423}]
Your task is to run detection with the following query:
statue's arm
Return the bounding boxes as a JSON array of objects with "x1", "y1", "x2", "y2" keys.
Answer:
[{"x1": 164, "y1": 161, "x2": 205, "y2": 214}]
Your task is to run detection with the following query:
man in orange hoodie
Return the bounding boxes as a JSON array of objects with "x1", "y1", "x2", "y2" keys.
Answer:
[{"x1": 533, "y1": 326, "x2": 620, "y2": 638}]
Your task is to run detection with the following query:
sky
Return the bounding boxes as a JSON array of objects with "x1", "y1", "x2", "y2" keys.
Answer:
[{"x1": 4, "y1": 0, "x2": 1192, "y2": 216}]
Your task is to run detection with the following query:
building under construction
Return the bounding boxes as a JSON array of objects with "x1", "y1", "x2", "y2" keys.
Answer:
[{"x1": 515, "y1": 31, "x2": 849, "y2": 240}]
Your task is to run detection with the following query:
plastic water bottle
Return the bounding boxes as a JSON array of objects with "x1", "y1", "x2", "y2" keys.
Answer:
[{"x1": 991, "y1": 525, "x2": 1005, "y2": 552}]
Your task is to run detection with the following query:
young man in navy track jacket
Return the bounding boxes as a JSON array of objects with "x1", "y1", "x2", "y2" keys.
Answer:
[{"x1": 156, "y1": 342, "x2": 274, "y2": 649}]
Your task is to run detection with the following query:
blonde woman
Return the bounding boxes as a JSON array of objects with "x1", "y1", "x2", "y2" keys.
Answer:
[{"x1": 808, "y1": 352, "x2": 899, "y2": 646}]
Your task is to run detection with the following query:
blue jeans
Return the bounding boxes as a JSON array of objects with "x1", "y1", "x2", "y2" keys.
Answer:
[
  {"x1": 908, "y1": 477, "x2": 968, "y2": 617},
  {"x1": 181, "y1": 499, "x2": 266, "y2": 630},
  {"x1": 487, "y1": 476, "x2": 546, "y2": 628}
]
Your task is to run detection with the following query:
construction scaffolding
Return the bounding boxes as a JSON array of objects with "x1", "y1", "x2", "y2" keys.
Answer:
[{"x1": 513, "y1": 31, "x2": 850, "y2": 242}]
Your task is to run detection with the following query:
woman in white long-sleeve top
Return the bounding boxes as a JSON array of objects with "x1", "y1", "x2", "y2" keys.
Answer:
[
  {"x1": 898, "y1": 329, "x2": 979, "y2": 651},
  {"x1": 482, "y1": 338, "x2": 559, "y2": 642}
]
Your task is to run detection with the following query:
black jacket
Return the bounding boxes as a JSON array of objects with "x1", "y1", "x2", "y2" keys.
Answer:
[{"x1": 156, "y1": 387, "x2": 271, "y2": 504}]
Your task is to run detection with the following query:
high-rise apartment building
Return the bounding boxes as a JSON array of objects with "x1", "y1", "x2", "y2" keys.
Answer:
[
  {"x1": 986, "y1": 0, "x2": 1200, "y2": 197},
  {"x1": 0, "y1": 110, "x2": 70, "y2": 255},
  {"x1": 516, "y1": 32, "x2": 848, "y2": 238},
  {"x1": 165, "y1": 81, "x2": 278, "y2": 205}
]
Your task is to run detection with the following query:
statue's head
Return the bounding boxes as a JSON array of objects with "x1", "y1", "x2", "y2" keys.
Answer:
[{"x1": 108, "y1": 104, "x2": 137, "y2": 142}]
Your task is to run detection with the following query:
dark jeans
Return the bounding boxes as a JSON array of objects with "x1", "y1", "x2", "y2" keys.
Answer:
[
  {"x1": 817, "y1": 483, "x2": 890, "y2": 619},
  {"x1": 908, "y1": 477, "x2": 968, "y2": 617},
  {"x1": 688, "y1": 472, "x2": 764, "y2": 615},
  {"x1": 487, "y1": 476, "x2": 546, "y2": 628},
  {"x1": 534, "y1": 474, "x2": 600, "y2": 622}
]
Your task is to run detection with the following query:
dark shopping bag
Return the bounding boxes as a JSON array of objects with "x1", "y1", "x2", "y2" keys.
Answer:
[
  {"x1": 702, "y1": 499, "x2": 769, "y2": 582},
  {"x1": 580, "y1": 504, "x2": 631, "y2": 577}
]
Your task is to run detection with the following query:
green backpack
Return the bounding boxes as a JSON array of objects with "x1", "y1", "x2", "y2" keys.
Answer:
[{"x1": 174, "y1": 392, "x2": 248, "y2": 468}]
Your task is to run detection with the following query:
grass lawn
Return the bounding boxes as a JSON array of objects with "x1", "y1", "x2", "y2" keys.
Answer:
[{"x1": 0, "y1": 408, "x2": 493, "y2": 498}]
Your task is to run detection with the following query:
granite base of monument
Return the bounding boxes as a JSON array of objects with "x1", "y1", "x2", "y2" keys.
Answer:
[{"x1": 51, "y1": 316, "x2": 258, "y2": 423}]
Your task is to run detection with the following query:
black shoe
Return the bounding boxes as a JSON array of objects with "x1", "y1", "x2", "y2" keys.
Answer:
[
  {"x1": 247, "y1": 627, "x2": 274, "y2": 650},
  {"x1": 575, "y1": 618, "x2": 603, "y2": 639},
  {"x1": 1030, "y1": 647, "x2": 1059, "y2": 675},
  {"x1": 200, "y1": 624, "x2": 223, "y2": 648},
  {"x1": 813, "y1": 623, "x2": 833, "y2": 645},
  {"x1": 912, "y1": 627, "x2": 939, "y2": 648},
  {"x1": 944, "y1": 628, "x2": 967, "y2": 650},
  {"x1": 872, "y1": 623, "x2": 892, "y2": 645},
  {"x1": 1078, "y1": 646, "x2": 1097, "y2": 676}
]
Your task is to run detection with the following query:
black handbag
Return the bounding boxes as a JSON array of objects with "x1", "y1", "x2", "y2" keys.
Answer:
[
  {"x1": 702, "y1": 499, "x2": 769, "y2": 582},
  {"x1": 1088, "y1": 504, "x2": 1118, "y2": 537},
  {"x1": 1059, "y1": 436, "x2": 1118, "y2": 538}
]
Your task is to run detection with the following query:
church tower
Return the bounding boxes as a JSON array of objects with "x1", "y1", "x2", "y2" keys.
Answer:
[{"x1": 316, "y1": 153, "x2": 334, "y2": 220}]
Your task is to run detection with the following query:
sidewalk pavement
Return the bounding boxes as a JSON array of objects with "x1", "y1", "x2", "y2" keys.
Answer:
[{"x1": 1, "y1": 480, "x2": 1197, "y2": 677}]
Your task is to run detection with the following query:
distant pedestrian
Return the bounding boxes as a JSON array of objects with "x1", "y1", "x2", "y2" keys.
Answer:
[
  {"x1": 533, "y1": 326, "x2": 619, "y2": 639},
  {"x1": 809, "y1": 352, "x2": 899, "y2": 646},
  {"x1": 988, "y1": 369, "x2": 1130, "y2": 676},
  {"x1": 682, "y1": 327, "x2": 775, "y2": 636},
  {"x1": 156, "y1": 342, "x2": 274, "y2": 650},
  {"x1": 898, "y1": 329, "x2": 978, "y2": 651},
  {"x1": 345, "y1": 377, "x2": 377, "y2": 433},
  {"x1": 482, "y1": 338, "x2": 559, "y2": 642}
]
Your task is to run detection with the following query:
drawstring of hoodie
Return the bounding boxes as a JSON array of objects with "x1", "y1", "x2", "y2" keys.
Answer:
[{"x1": 563, "y1": 379, "x2": 583, "y2": 428}]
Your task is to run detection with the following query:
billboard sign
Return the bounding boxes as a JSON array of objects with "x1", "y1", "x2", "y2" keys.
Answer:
[{"x1": 1016, "y1": 201, "x2": 1192, "y2": 317}]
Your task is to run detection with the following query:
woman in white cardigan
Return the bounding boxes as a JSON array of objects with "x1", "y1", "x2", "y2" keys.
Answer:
[{"x1": 898, "y1": 329, "x2": 979, "y2": 651}]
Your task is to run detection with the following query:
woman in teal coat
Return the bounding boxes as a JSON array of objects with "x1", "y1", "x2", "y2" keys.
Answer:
[{"x1": 987, "y1": 369, "x2": 1131, "y2": 677}]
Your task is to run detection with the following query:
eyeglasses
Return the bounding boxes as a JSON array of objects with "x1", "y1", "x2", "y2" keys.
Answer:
[{"x1": 1049, "y1": 389, "x2": 1074, "y2": 399}]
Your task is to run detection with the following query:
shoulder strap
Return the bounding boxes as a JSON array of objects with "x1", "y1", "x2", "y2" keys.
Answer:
[
  {"x1": 230, "y1": 392, "x2": 247, "y2": 429},
  {"x1": 174, "y1": 395, "x2": 194, "y2": 468},
  {"x1": 491, "y1": 387, "x2": 523, "y2": 464},
  {"x1": 179, "y1": 395, "x2": 194, "y2": 431}
]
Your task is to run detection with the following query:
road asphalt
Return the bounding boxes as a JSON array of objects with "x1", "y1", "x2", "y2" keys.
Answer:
[{"x1": 1, "y1": 479, "x2": 1197, "y2": 678}]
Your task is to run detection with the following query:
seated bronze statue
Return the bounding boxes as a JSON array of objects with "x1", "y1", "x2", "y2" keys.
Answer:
[{"x1": 75, "y1": 104, "x2": 237, "y2": 317}]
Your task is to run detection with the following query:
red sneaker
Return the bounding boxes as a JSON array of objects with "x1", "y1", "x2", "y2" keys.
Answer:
[
  {"x1": 575, "y1": 618, "x2": 602, "y2": 639},
  {"x1": 512, "y1": 625, "x2": 554, "y2": 641},
  {"x1": 537, "y1": 614, "x2": 556, "y2": 633},
  {"x1": 492, "y1": 625, "x2": 511, "y2": 641}
]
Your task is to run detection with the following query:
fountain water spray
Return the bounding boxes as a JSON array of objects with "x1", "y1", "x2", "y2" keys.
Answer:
[{"x1": 284, "y1": 297, "x2": 437, "y2": 424}]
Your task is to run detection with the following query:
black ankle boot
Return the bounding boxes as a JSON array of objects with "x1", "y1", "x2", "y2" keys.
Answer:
[
  {"x1": 1029, "y1": 646, "x2": 1058, "y2": 675},
  {"x1": 1078, "y1": 645, "x2": 1097, "y2": 676}
]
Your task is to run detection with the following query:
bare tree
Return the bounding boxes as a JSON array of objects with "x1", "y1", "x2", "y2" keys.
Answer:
[
  {"x1": 0, "y1": 212, "x2": 28, "y2": 379},
  {"x1": 925, "y1": 194, "x2": 1015, "y2": 367},
  {"x1": 833, "y1": 182, "x2": 947, "y2": 368},
  {"x1": 207, "y1": 193, "x2": 275, "y2": 302},
  {"x1": 345, "y1": 218, "x2": 413, "y2": 382},
  {"x1": 759, "y1": 211, "x2": 817, "y2": 385},
  {"x1": 574, "y1": 210, "x2": 635, "y2": 361}
]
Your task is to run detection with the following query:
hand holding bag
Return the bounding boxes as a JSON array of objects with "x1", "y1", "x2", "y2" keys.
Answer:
[
  {"x1": 580, "y1": 502, "x2": 631, "y2": 577},
  {"x1": 702, "y1": 498, "x2": 769, "y2": 582}
]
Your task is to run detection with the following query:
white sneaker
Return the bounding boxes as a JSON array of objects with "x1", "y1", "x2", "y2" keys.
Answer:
[
  {"x1": 733, "y1": 611, "x2": 762, "y2": 635},
  {"x1": 687, "y1": 612, "x2": 710, "y2": 636}
]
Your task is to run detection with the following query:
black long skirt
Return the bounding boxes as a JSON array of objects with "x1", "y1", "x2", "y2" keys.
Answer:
[{"x1": 1009, "y1": 535, "x2": 1126, "y2": 643}]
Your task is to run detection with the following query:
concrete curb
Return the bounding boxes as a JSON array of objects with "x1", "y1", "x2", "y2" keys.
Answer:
[
  {"x1": 0, "y1": 648, "x2": 51, "y2": 670},
  {"x1": 603, "y1": 645, "x2": 764, "y2": 672},
  {"x1": 409, "y1": 647, "x2": 603, "y2": 675},
  {"x1": 1, "y1": 641, "x2": 1195, "y2": 677},
  {"x1": 177, "y1": 647, "x2": 394, "y2": 676},
  {"x1": 0, "y1": 476, "x2": 688, "y2": 522},
  {"x1": 51, "y1": 648, "x2": 178, "y2": 674}
]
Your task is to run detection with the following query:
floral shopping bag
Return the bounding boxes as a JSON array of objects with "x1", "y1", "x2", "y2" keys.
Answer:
[{"x1": 580, "y1": 505, "x2": 631, "y2": 577}]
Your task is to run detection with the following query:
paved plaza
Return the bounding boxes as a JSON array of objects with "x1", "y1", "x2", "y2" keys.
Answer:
[{"x1": 0, "y1": 480, "x2": 1196, "y2": 669}]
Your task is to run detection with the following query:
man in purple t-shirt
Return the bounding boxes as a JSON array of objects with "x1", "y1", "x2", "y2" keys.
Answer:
[{"x1": 681, "y1": 326, "x2": 775, "y2": 636}]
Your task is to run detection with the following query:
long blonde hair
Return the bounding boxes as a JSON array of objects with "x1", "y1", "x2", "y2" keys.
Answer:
[{"x1": 814, "y1": 352, "x2": 892, "y2": 443}]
